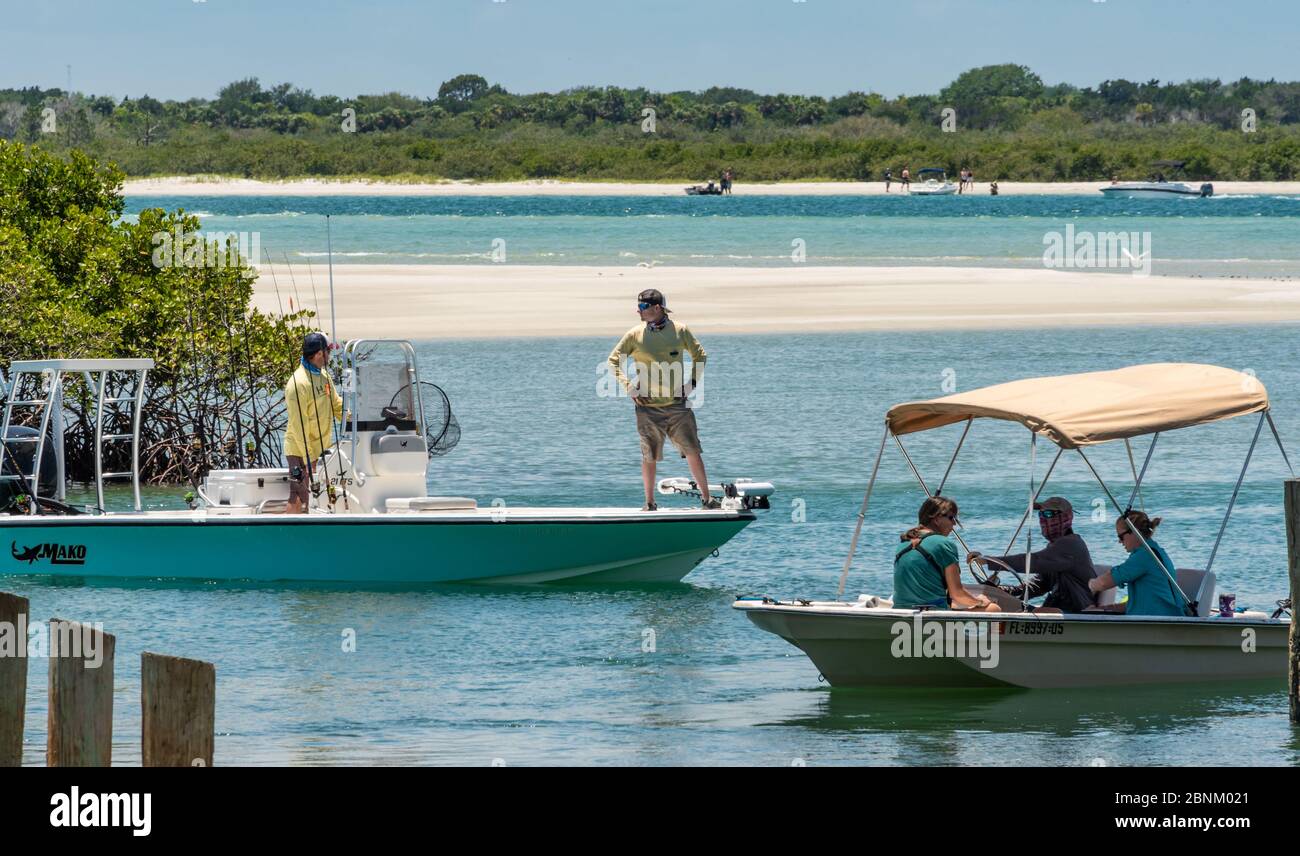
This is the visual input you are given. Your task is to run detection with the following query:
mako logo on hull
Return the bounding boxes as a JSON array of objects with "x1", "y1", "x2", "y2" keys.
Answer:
[{"x1": 11, "y1": 541, "x2": 87, "y2": 565}]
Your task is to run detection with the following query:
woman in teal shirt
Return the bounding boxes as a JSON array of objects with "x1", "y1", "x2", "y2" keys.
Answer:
[
  {"x1": 892, "y1": 496, "x2": 998, "y2": 611},
  {"x1": 1088, "y1": 510, "x2": 1186, "y2": 617}
]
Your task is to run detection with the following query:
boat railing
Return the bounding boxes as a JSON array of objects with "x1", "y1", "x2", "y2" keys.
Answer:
[{"x1": 1, "y1": 359, "x2": 153, "y2": 514}]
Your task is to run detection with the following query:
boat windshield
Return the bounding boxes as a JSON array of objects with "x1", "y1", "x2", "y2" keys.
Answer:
[{"x1": 349, "y1": 341, "x2": 422, "y2": 432}]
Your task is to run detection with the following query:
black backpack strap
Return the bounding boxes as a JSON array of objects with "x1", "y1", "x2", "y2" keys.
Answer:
[{"x1": 895, "y1": 540, "x2": 948, "y2": 589}]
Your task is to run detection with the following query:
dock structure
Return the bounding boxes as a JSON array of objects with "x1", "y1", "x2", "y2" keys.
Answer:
[
  {"x1": 142, "y1": 652, "x2": 216, "y2": 767},
  {"x1": 1287, "y1": 479, "x2": 1300, "y2": 723},
  {"x1": 0, "y1": 597, "x2": 216, "y2": 765},
  {"x1": 0, "y1": 592, "x2": 28, "y2": 766},
  {"x1": 47, "y1": 618, "x2": 115, "y2": 767}
]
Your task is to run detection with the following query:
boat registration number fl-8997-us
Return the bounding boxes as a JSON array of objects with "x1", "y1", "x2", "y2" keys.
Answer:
[{"x1": 1000, "y1": 621, "x2": 1065, "y2": 636}]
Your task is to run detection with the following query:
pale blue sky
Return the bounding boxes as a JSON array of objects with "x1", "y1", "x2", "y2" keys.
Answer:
[{"x1": 3, "y1": 0, "x2": 1298, "y2": 100}]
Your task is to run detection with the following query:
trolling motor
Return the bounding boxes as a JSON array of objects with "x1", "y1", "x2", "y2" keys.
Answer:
[{"x1": 657, "y1": 477, "x2": 774, "y2": 511}]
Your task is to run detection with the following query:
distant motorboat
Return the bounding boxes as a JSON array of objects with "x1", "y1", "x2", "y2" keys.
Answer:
[
  {"x1": 1100, "y1": 160, "x2": 1213, "y2": 198},
  {"x1": 908, "y1": 167, "x2": 957, "y2": 196}
]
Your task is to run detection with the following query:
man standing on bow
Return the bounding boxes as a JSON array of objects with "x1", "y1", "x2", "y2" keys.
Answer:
[
  {"x1": 608, "y1": 289, "x2": 718, "y2": 511},
  {"x1": 283, "y1": 331, "x2": 343, "y2": 514}
]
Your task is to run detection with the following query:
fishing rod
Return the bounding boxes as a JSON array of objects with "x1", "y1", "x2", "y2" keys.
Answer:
[
  {"x1": 305, "y1": 255, "x2": 323, "y2": 321},
  {"x1": 284, "y1": 251, "x2": 304, "y2": 316},
  {"x1": 238, "y1": 309, "x2": 262, "y2": 465},
  {"x1": 262, "y1": 246, "x2": 286, "y2": 317},
  {"x1": 218, "y1": 299, "x2": 247, "y2": 468},
  {"x1": 313, "y1": 218, "x2": 349, "y2": 512},
  {"x1": 184, "y1": 295, "x2": 209, "y2": 474},
  {"x1": 326, "y1": 215, "x2": 337, "y2": 344}
]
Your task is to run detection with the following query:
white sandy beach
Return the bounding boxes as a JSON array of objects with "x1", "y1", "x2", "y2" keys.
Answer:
[
  {"x1": 251, "y1": 263, "x2": 1300, "y2": 339},
  {"x1": 127, "y1": 176, "x2": 1300, "y2": 197}
]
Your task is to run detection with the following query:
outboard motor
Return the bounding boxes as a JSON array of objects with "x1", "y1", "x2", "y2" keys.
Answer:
[
  {"x1": 1200, "y1": 183, "x2": 1214, "y2": 197},
  {"x1": 0, "y1": 425, "x2": 58, "y2": 511}
]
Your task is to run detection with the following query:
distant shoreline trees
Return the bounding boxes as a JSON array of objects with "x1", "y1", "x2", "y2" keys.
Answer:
[{"x1": 3, "y1": 65, "x2": 1299, "y2": 181}]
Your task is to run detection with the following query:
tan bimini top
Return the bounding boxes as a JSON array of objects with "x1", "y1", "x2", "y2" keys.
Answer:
[{"x1": 886, "y1": 363, "x2": 1269, "y2": 449}]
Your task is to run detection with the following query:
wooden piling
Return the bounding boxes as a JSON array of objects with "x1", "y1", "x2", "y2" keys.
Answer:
[
  {"x1": 46, "y1": 618, "x2": 115, "y2": 767},
  {"x1": 141, "y1": 652, "x2": 215, "y2": 767},
  {"x1": 1286, "y1": 479, "x2": 1300, "y2": 723},
  {"x1": 0, "y1": 592, "x2": 29, "y2": 767}
]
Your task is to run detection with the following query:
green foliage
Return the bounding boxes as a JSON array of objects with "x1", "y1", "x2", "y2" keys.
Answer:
[
  {"x1": 3, "y1": 70, "x2": 1300, "y2": 182},
  {"x1": 0, "y1": 140, "x2": 313, "y2": 483}
]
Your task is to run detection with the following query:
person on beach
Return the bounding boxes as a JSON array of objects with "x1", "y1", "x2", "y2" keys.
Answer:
[
  {"x1": 900, "y1": 166, "x2": 911, "y2": 191},
  {"x1": 969, "y1": 497, "x2": 1097, "y2": 613},
  {"x1": 722, "y1": 169, "x2": 733, "y2": 194},
  {"x1": 893, "y1": 496, "x2": 999, "y2": 612},
  {"x1": 608, "y1": 289, "x2": 717, "y2": 511},
  {"x1": 1087, "y1": 510, "x2": 1186, "y2": 616},
  {"x1": 989, "y1": 180, "x2": 999, "y2": 196},
  {"x1": 283, "y1": 332, "x2": 343, "y2": 514},
  {"x1": 958, "y1": 167, "x2": 967, "y2": 193},
  {"x1": 884, "y1": 169, "x2": 892, "y2": 192}
]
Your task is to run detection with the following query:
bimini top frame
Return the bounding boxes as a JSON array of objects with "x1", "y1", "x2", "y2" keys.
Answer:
[
  {"x1": 1, "y1": 359, "x2": 154, "y2": 514},
  {"x1": 836, "y1": 365, "x2": 1294, "y2": 612}
]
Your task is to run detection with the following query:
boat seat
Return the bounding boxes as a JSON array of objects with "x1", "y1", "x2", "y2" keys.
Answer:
[
  {"x1": 1175, "y1": 568, "x2": 1215, "y2": 617},
  {"x1": 385, "y1": 496, "x2": 478, "y2": 512},
  {"x1": 1092, "y1": 564, "x2": 1117, "y2": 606}
]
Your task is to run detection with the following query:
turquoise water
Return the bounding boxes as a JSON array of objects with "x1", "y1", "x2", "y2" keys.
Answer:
[
  {"x1": 125, "y1": 194, "x2": 1300, "y2": 278},
  {"x1": 5, "y1": 325, "x2": 1300, "y2": 765}
]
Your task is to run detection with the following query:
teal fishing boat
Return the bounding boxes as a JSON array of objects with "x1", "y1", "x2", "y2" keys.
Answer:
[{"x1": 1, "y1": 341, "x2": 772, "y2": 584}]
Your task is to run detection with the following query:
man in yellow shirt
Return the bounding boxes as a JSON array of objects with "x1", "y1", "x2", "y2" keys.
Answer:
[
  {"x1": 608, "y1": 289, "x2": 718, "y2": 511},
  {"x1": 283, "y1": 332, "x2": 343, "y2": 513}
]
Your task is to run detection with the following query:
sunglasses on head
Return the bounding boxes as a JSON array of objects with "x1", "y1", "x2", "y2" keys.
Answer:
[
  {"x1": 1038, "y1": 509, "x2": 1061, "y2": 519},
  {"x1": 638, "y1": 301, "x2": 661, "y2": 311},
  {"x1": 1117, "y1": 530, "x2": 1133, "y2": 543}
]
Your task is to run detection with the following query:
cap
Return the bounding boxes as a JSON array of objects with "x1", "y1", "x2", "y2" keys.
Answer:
[
  {"x1": 302, "y1": 332, "x2": 330, "y2": 357},
  {"x1": 637, "y1": 289, "x2": 670, "y2": 312},
  {"x1": 1033, "y1": 496, "x2": 1073, "y2": 514}
]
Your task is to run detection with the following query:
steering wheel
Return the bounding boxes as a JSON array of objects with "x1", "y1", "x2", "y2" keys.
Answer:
[{"x1": 966, "y1": 553, "x2": 1034, "y2": 611}]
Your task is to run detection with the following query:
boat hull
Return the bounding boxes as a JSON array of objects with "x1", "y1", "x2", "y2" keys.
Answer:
[
  {"x1": 1099, "y1": 184, "x2": 1204, "y2": 199},
  {"x1": 1, "y1": 510, "x2": 754, "y2": 585},
  {"x1": 737, "y1": 602, "x2": 1288, "y2": 689}
]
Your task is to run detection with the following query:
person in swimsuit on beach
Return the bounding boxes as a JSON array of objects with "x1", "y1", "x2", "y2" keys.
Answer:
[{"x1": 900, "y1": 166, "x2": 911, "y2": 191}]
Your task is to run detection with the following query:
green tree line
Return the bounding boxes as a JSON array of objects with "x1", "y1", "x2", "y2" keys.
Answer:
[{"x1": 3, "y1": 65, "x2": 1300, "y2": 181}]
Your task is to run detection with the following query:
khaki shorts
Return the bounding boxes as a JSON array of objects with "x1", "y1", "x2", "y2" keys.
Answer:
[{"x1": 636, "y1": 401, "x2": 702, "y2": 462}]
